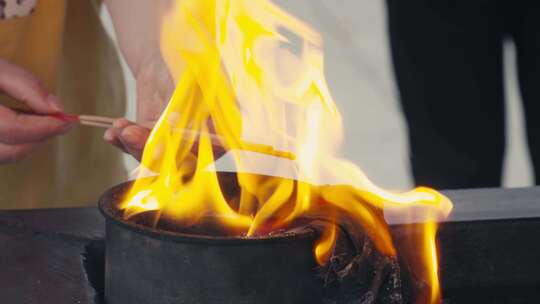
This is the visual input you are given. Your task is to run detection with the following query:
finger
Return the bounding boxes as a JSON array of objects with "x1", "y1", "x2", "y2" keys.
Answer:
[
  {"x1": 0, "y1": 142, "x2": 38, "y2": 164},
  {"x1": 118, "y1": 125, "x2": 150, "y2": 161},
  {"x1": 103, "y1": 118, "x2": 135, "y2": 153},
  {"x1": 0, "y1": 59, "x2": 62, "y2": 113},
  {"x1": 112, "y1": 118, "x2": 135, "y2": 129},
  {"x1": 0, "y1": 106, "x2": 71, "y2": 144},
  {"x1": 103, "y1": 128, "x2": 127, "y2": 153},
  {"x1": 103, "y1": 128, "x2": 125, "y2": 151}
]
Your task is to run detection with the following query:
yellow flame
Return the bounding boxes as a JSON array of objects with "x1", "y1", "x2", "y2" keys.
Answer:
[
  {"x1": 121, "y1": 0, "x2": 453, "y2": 302},
  {"x1": 426, "y1": 222, "x2": 441, "y2": 303}
]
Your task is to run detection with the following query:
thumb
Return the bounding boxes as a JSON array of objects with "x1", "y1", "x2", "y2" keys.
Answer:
[{"x1": 0, "y1": 59, "x2": 62, "y2": 114}]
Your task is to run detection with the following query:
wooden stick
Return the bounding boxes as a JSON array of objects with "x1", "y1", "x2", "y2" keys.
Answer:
[
  {"x1": 79, "y1": 115, "x2": 116, "y2": 125},
  {"x1": 8, "y1": 107, "x2": 114, "y2": 128},
  {"x1": 79, "y1": 120, "x2": 112, "y2": 128}
]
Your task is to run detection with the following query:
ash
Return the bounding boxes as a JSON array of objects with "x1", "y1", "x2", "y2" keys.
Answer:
[{"x1": 317, "y1": 233, "x2": 404, "y2": 304}]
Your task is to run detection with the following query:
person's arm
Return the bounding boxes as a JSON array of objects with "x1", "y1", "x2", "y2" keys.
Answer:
[
  {"x1": 0, "y1": 59, "x2": 71, "y2": 163},
  {"x1": 103, "y1": 0, "x2": 174, "y2": 159},
  {"x1": 103, "y1": 0, "x2": 165, "y2": 75},
  {"x1": 104, "y1": 0, "x2": 174, "y2": 126}
]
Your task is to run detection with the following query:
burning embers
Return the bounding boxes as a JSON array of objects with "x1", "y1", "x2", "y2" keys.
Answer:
[{"x1": 113, "y1": 0, "x2": 452, "y2": 303}]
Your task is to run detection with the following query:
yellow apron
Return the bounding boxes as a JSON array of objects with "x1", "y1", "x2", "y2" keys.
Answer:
[{"x1": 0, "y1": 0, "x2": 127, "y2": 209}]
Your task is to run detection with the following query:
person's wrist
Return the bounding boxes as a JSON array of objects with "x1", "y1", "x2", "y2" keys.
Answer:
[{"x1": 134, "y1": 52, "x2": 174, "y2": 127}]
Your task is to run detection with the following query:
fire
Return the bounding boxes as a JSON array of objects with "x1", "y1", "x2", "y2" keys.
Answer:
[{"x1": 121, "y1": 0, "x2": 453, "y2": 302}]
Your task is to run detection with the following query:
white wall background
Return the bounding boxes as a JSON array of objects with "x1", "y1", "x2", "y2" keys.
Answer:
[{"x1": 100, "y1": 1, "x2": 533, "y2": 190}]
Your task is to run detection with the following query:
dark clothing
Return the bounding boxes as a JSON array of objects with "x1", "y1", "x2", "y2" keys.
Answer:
[{"x1": 386, "y1": 0, "x2": 540, "y2": 189}]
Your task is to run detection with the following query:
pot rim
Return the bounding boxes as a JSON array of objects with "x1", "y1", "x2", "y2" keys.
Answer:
[{"x1": 99, "y1": 180, "x2": 318, "y2": 245}]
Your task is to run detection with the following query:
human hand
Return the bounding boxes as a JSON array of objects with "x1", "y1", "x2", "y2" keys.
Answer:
[
  {"x1": 105, "y1": 52, "x2": 174, "y2": 161},
  {"x1": 104, "y1": 118, "x2": 150, "y2": 161},
  {"x1": 0, "y1": 59, "x2": 71, "y2": 164},
  {"x1": 104, "y1": 118, "x2": 226, "y2": 162}
]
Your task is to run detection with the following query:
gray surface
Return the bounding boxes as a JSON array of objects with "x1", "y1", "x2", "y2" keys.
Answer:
[
  {"x1": 384, "y1": 187, "x2": 540, "y2": 225},
  {"x1": 0, "y1": 232, "x2": 97, "y2": 304},
  {"x1": 0, "y1": 207, "x2": 105, "y2": 240},
  {"x1": 445, "y1": 186, "x2": 540, "y2": 222},
  {"x1": 0, "y1": 208, "x2": 102, "y2": 304}
]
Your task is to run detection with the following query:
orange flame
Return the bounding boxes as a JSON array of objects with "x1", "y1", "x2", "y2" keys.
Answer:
[{"x1": 121, "y1": 0, "x2": 453, "y2": 302}]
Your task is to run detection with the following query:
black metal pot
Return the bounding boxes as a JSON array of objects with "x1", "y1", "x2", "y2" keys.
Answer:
[{"x1": 99, "y1": 181, "x2": 324, "y2": 304}]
